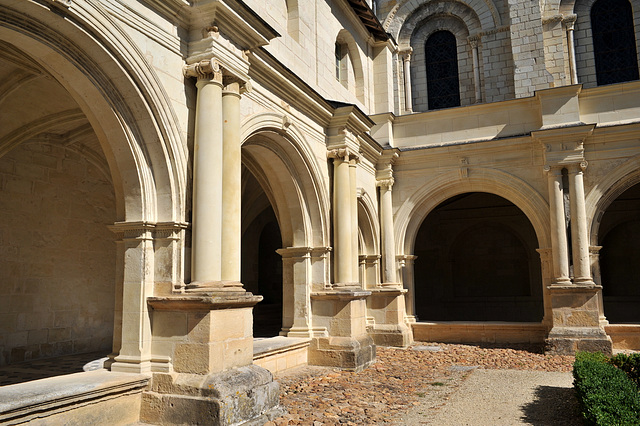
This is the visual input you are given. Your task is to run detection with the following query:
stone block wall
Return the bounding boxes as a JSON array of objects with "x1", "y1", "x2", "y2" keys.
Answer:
[
  {"x1": 0, "y1": 142, "x2": 115, "y2": 366},
  {"x1": 480, "y1": 29, "x2": 516, "y2": 102}
]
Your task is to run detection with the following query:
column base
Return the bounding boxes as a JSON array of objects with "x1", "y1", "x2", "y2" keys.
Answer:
[
  {"x1": 310, "y1": 290, "x2": 375, "y2": 371},
  {"x1": 366, "y1": 288, "x2": 413, "y2": 348},
  {"x1": 545, "y1": 327, "x2": 612, "y2": 356},
  {"x1": 309, "y1": 335, "x2": 376, "y2": 372},
  {"x1": 141, "y1": 366, "x2": 284, "y2": 426}
]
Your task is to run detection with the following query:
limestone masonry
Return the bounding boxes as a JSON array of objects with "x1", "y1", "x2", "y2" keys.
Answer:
[{"x1": 0, "y1": 0, "x2": 639, "y2": 423}]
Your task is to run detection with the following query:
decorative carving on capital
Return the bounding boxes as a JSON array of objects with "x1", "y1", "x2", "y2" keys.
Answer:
[
  {"x1": 399, "y1": 47, "x2": 413, "y2": 61},
  {"x1": 203, "y1": 25, "x2": 220, "y2": 39},
  {"x1": 183, "y1": 58, "x2": 223, "y2": 83},
  {"x1": 327, "y1": 148, "x2": 358, "y2": 162},
  {"x1": 376, "y1": 177, "x2": 395, "y2": 189},
  {"x1": 580, "y1": 160, "x2": 588, "y2": 171},
  {"x1": 563, "y1": 14, "x2": 577, "y2": 28},
  {"x1": 468, "y1": 36, "x2": 480, "y2": 48}
]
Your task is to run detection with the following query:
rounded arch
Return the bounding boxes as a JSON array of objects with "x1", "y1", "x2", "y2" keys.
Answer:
[
  {"x1": 0, "y1": 1, "x2": 187, "y2": 222},
  {"x1": 241, "y1": 113, "x2": 330, "y2": 248},
  {"x1": 336, "y1": 29, "x2": 366, "y2": 103},
  {"x1": 387, "y1": 0, "x2": 501, "y2": 40},
  {"x1": 397, "y1": 1, "x2": 481, "y2": 46},
  {"x1": 587, "y1": 154, "x2": 640, "y2": 245},
  {"x1": 357, "y1": 190, "x2": 380, "y2": 256},
  {"x1": 396, "y1": 168, "x2": 550, "y2": 255}
]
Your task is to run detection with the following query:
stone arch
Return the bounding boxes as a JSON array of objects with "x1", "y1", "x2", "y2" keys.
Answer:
[
  {"x1": 396, "y1": 168, "x2": 550, "y2": 255},
  {"x1": 358, "y1": 191, "x2": 381, "y2": 288},
  {"x1": 0, "y1": 1, "x2": 186, "y2": 223},
  {"x1": 387, "y1": 0, "x2": 502, "y2": 40},
  {"x1": 407, "y1": 15, "x2": 476, "y2": 111},
  {"x1": 336, "y1": 29, "x2": 366, "y2": 104},
  {"x1": 587, "y1": 155, "x2": 640, "y2": 245},
  {"x1": 562, "y1": 0, "x2": 640, "y2": 88},
  {"x1": 358, "y1": 190, "x2": 380, "y2": 255},
  {"x1": 241, "y1": 113, "x2": 330, "y2": 248}
]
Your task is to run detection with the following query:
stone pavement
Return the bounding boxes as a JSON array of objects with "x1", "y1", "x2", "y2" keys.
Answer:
[{"x1": 271, "y1": 343, "x2": 577, "y2": 425}]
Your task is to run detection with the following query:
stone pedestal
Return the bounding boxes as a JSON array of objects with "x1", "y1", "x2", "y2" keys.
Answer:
[
  {"x1": 309, "y1": 290, "x2": 376, "y2": 371},
  {"x1": 545, "y1": 285, "x2": 612, "y2": 355},
  {"x1": 142, "y1": 294, "x2": 283, "y2": 425},
  {"x1": 366, "y1": 288, "x2": 413, "y2": 348}
]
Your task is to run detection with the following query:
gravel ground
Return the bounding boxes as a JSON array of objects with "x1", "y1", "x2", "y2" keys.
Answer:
[{"x1": 268, "y1": 342, "x2": 577, "y2": 425}]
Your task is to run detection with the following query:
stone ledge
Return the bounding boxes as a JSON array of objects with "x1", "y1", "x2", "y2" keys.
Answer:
[
  {"x1": 147, "y1": 293, "x2": 263, "y2": 310},
  {"x1": 253, "y1": 336, "x2": 311, "y2": 359},
  {"x1": 0, "y1": 370, "x2": 149, "y2": 424},
  {"x1": 311, "y1": 290, "x2": 371, "y2": 301}
]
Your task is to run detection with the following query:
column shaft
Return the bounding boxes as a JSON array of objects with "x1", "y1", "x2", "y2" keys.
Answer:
[
  {"x1": 221, "y1": 81, "x2": 242, "y2": 283},
  {"x1": 547, "y1": 167, "x2": 571, "y2": 283},
  {"x1": 380, "y1": 183, "x2": 397, "y2": 284},
  {"x1": 568, "y1": 164, "x2": 593, "y2": 283},
  {"x1": 567, "y1": 25, "x2": 578, "y2": 85},
  {"x1": 334, "y1": 155, "x2": 353, "y2": 284},
  {"x1": 192, "y1": 77, "x2": 224, "y2": 283},
  {"x1": 471, "y1": 42, "x2": 482, "y2": 103},
  {"x1": 349, "y1": 159, "x2": 359, "y2": 283},
  {"x1": 403, "y1": 54, "x2": 413, "y2": 112}
]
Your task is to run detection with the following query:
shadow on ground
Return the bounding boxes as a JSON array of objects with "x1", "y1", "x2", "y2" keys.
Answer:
[{"x1": 520, "y1": 385, "x2": 584, "y2": 425}]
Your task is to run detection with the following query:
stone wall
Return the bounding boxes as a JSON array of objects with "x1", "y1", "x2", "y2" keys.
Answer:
[{"x1": 0, "y1": 142, "x2": 115, "y2": 366}]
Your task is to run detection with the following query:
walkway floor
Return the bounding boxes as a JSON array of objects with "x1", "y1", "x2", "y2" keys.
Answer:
[{"x1": 399, "y1": 369, "x2": 582, "y2": 425}]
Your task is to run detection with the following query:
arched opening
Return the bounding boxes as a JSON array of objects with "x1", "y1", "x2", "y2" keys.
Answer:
[
  {"x1": 0, "y1": 43, "x2": 116, "y2": 373},
  {"x1": 599, "y1": 182, "x2": 640, "y2": 322},
  {"x1": 591, "y1": 0, "x2": 639, "y2": 85},
  {"x1": 241, "y1": 169, "x2": 284, "y2": 337},
  {"x1": 426, "y1": 30, "x2": 461, "y2": 110},
  {"x1": 413, "y1": 192, "x2": 543, "y2": 321}
]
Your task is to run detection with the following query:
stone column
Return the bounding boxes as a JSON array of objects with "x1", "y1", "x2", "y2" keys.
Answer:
[
  {"x1": 398, "y1": 254, "x2": 418, "y2": 323},
  {"x1": 378, "y1": 178, "x2": 397, "y2": 285},
  {"x1": 564, "y1": 16, "x2": 579, "y2": 85},
  {"x1": 401, "y1": 49, "x2": 413, "y2": 113},
  {"x1": 221, "y1": 78, "x2": 243, "y2": 287},
  {"x1": 328, "y1": 149, "x2": 355, "y2": 286},
  {"x1": 469, "y1": 37, "x2": 482, "y2": 103},
  {"x1": 590, "y1": 245, "x2": 608, "y2": 325},
  {"x1": 109, "y1": 223, "x2": 155, "y2": 373},
  {"x1": 546, "y1": 166, "x2": 571, "y2": 284},
  {"x1": 568, "y1": 162, "x2": 594, "y2": 284},
  {"x1": 184, "y1": 59, "x2": 224, "y2": 287},
  {"x1": 350, "y1": 158, "x2": 360, "y2": 284}
]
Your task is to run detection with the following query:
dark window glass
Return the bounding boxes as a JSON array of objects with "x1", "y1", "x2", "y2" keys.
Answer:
[
  {"x1": 426, "y1": 30, "x2": 461, "y2": 110},
  {"x1": 591, "y1": 0, "x2": 639, "y2": 85}
]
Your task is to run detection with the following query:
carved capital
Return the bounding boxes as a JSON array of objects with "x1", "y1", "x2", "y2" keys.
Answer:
[
  {"x1": 183, "y1": 58, "x2": 223, "y2": 83},
  {"x1": 327, "y1": 148, "x2": 357, "y2": 162},
  {"x1": 376, "y1": 177, "x2": 395, "y2": 189}
]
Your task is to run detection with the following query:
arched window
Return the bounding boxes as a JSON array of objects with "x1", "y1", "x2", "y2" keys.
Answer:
[
  {"x1": 591, "y1": 0, "x2": 639, "y2": 85},
  {"x1": 425, "y1": 30, "x2": 460, "y2": 110}
]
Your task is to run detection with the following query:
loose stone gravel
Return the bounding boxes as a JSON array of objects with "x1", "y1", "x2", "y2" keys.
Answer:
[{"x1": 268, "y1": 342, "x2": 576, "y2": 425}]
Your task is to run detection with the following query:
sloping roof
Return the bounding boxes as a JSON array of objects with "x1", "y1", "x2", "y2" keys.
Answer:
[{"x1": 346, "y1": 0, "x2": 389, "y2": 42}]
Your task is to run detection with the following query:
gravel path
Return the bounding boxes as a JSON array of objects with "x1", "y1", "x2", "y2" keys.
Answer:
[
  {"x1": 269, "y1": 342, "x2": 578, "y2": 425},
  {"x1": 400, "y1": 369, "x2": 582, "y2": 425}
]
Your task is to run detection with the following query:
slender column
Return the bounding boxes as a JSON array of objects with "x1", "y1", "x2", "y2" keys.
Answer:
[
  {"x1": 349, "y1": 158, "x2": 359, "y2": 283},
  {"x1": 221, "y1": 79, "x2": 242, "y2": 286},
  {"x1": 378, "y1": 178, "x2": 397, "y2": 284},
  {"x1": 329, "y1": 149, "x2": 354, "y2": 285},
  {"x1": 546, "y1": 166, "x2": 571, "y2": 284},
  {"x1": 398, "y1": 254, "x2": 417, "y2": 322},
  {"x1": 184, "y1": 59, "x2": 224, "y2": 285},
  {"x1": 469, "y1": 38, "x2": 482, "y2": 103},
  {"x1": 401, "y1": 49, "x2": 413, "y2": 113},
  {"x1": 565, "y1": 17, "x2": 578, "y2": 84},
  {"x1": 568, "y1": 163, "x2": 594, "y2": 284}
]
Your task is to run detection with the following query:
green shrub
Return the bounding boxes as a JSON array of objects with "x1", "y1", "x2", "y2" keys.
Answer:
[
  {"x1": 573, "y1": 351, "x2": 640, "y2": 425},
  {"x1": 610, "y1": 353, "x2": 640, "y2": 388}
]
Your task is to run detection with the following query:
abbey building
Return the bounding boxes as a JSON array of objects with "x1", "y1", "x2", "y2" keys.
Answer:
[{"x1": 1, "y1": 0, "x2": 639, "y2": 423}]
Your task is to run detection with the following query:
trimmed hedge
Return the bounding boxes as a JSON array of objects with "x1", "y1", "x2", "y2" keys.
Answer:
[
  {"x1": 573, "y1": 351, "x2": 640, "y2": 425},
  {"x1": 610, "y1": 353, "x2": 640, "y2": 389}
]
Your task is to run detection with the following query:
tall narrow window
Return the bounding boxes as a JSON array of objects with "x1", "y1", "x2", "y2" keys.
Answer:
[
  {"x1": 591, "y1": 0, "x2": 639, "y2": 85},
  {"x1": 425, "y1": 30, "x2": 460, "y2": 110},
  {"x1": 335, "y1": 43, "x2": 342, "y2": 81}
]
